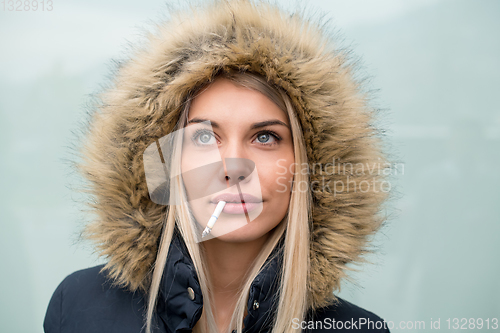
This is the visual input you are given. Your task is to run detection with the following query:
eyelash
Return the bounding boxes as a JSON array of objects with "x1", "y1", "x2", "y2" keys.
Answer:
[{"x1": 191, "y1": 129, "x2": 282, "y2": 147}]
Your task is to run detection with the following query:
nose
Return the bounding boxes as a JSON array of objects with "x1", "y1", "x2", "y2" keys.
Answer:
[
  {"x1": 216, "y1": 135, "x2": 256, "y2": 186},
  {"x1": 219, "y1": 157, "x2": 256, "y2": 187},
  {"x1": 217, "y1": 140, "x2": 255, "y2": 186}
]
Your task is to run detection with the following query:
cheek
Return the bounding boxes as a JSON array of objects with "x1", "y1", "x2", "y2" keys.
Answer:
[{"x1": 258, "y1": 156, "x2": 295, "y2": 195}]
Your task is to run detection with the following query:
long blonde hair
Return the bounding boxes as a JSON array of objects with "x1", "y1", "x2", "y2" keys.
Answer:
[{"x1": 146, "y1": 71, "x2": 312, "y2": 333}]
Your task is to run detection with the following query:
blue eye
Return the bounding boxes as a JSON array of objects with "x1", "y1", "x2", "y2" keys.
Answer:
[
  {"x1": 255, "y1": 131, "x2": 281, "y2": 146},
  {"x1": 199, "y1": 133, "x2": 213, "y2": 143},
  {"x1": 257, "y1": 133, "x2": 273, "y2": 143},
  {"x1": 192, "y1": 129, "x2": 216, "y2": 146}
]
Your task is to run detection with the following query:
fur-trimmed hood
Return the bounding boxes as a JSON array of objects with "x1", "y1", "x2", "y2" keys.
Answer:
[{"x1": 78, "y1": 0, "x2": 389, "y2": 311}]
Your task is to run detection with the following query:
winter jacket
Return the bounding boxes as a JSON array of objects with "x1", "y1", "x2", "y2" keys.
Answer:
[
  {"x1": 44, "y1": 229, "x2": 389, "y2": 333},
  {"x1": 44, "y1": 0, "x2": 391, "y2": 331}
]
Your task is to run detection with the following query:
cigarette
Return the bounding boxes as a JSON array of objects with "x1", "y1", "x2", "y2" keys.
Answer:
[{"x1": 201, "y1": 201, "x2": 226, "y2": 238}]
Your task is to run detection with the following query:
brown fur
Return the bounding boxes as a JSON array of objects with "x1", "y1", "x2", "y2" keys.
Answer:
[{"x1": 77, "y1": 0, "x2": 390, "y2": 311}]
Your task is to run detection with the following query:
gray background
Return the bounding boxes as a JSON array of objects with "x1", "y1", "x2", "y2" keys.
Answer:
[{"x1": 1, "y1": 0, "x2": 499, "y2": 331}]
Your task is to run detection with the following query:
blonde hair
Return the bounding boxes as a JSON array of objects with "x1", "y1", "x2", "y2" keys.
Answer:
[{"x1": 146, "y1": 71, "x2": 312, "y2": 333}]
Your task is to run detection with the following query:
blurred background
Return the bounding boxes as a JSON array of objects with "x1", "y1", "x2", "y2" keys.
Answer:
[{"x1": 1, "y1": 0, "x2": 499, "y2": 331}]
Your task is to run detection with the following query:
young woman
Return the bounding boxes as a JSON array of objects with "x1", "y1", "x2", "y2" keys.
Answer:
[{"x1": 44, "y1": 1, "x2": 392, "y2": 332}]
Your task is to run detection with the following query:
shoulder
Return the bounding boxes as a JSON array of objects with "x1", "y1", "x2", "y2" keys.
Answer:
[
  {"x1": 50, "y1": 265, "x2": 108, "y2": 296},
  {"x1": 300, "y1": 297, "x2": 390, "y2": 332},
  {"x1": 44, "y1": 265, "x2": 147, "y2": 333}
]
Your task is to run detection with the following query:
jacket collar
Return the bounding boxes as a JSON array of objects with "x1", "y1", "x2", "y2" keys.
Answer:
[{"x1": 158, "y1": 229, "x2": 283, "y2": 333}]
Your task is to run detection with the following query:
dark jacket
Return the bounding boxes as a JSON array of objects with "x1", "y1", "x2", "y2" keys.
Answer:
[{"x1": 44, "y1": 230, "x2": 389, "y2": 333}]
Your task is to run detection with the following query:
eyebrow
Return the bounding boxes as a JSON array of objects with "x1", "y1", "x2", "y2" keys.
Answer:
[{"x1": 187, "y1": 117, "x2": 290, "y2": 130}]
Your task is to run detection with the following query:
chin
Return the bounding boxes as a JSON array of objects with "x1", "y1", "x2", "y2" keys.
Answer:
[
  {"x1": 208, "y1": 223, "x2": 255, "y2": 243},
  {"x1": 209, "y1": 219, "x2": 280, "y2": 243}
]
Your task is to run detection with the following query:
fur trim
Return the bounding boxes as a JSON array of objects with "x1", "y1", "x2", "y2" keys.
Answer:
[{"x1": 78, "y1": 0, "x2": 389, "y2": 311}]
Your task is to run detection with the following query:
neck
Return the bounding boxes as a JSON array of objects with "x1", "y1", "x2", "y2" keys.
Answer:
[
  {"x1": 202, "y1": 234, "x2": 269, "y2": 293},
  {"x1": 201, "y1": 233, "x2": 270, "y2": 332}
]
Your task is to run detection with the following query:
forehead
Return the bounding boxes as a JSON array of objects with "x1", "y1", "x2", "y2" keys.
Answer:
[{"x1": 188, "y1": 78, "x2": 290, "y2": 125}]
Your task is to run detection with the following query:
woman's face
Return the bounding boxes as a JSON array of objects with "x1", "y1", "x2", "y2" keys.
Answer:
[{"x1": 181, "y1": 78, "x2": 295, "y2": 243}]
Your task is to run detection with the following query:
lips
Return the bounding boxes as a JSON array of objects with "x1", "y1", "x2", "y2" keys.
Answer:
[
  {"x1": 210, "y1": 193, "x2": 262, "y2": 204},
  {"x1": 210, "y1": 193, "x2": 263, "y2": 215}
]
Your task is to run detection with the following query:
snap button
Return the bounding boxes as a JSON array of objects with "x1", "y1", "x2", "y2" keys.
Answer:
[
  {"x1": 187, "y1": 287, "x2": 195, "y2": 301},
  {"x1": 252, "y1": 300, "x2": 259, "y2": 310}
]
